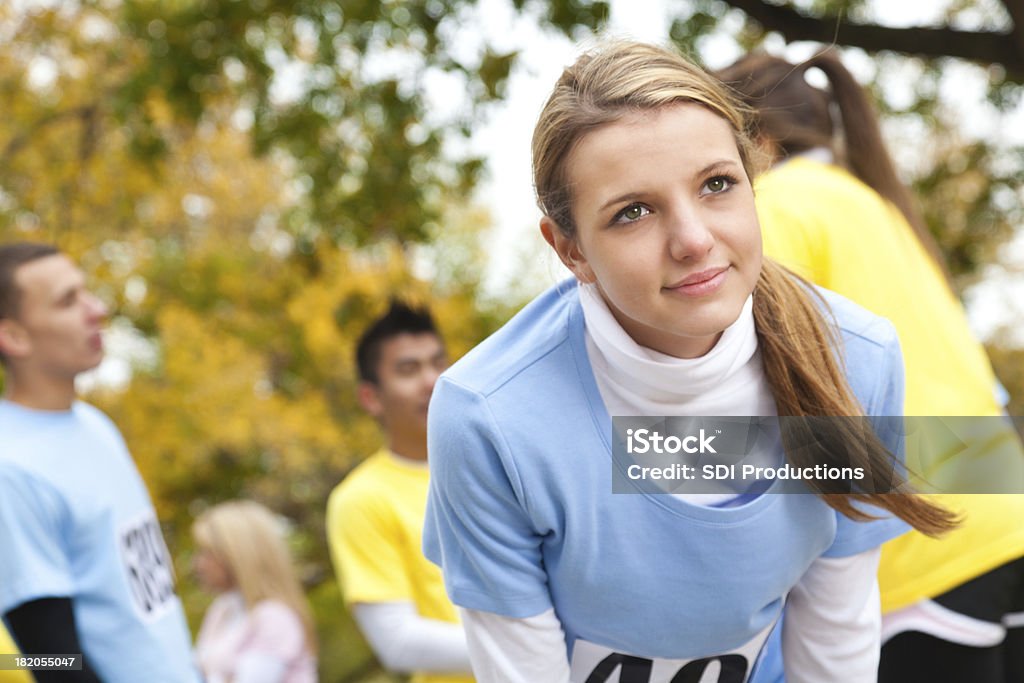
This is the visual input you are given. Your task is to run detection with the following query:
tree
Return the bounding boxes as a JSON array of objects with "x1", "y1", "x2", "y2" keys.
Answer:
[
  {"x1": 2, "y1": 0, "x2": 608, "y2": 248},
  {"x1": 714, "y1": 0, "x2": 1024, "y2": 80}
]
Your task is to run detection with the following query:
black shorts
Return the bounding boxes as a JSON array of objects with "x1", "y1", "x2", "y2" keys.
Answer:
[{"x1": 933, "y1": 556, "x2": 1024, "y2": 624}]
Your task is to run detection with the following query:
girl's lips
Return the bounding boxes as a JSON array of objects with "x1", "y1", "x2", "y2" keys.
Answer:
[{"x1": 665, "y1": 267, "x2": 729, "y2": 296}]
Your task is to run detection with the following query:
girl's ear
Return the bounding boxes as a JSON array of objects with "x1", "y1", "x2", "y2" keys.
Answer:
[{"x1": 540, "y1": 217, "x2": 596, "y2": 284}]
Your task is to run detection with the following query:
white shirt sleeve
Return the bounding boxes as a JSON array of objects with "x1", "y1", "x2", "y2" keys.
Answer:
[
  {"x1": 352, "y1": 601, "x2": 472, "y2": 674},
  {"x1": 460, "y1": 607, "x2": 571, "y2": 683},
  {"x1": 783, "y1": 547, "x2": 882, "y2": 683}
]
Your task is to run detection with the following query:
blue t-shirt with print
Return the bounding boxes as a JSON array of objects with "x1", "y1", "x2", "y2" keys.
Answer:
[
  {"x1": 0, "y1": 401, "x2": 199, "y2": 682},
  {"x1": 424, "y1": 279, "x2": 909, "y2": 683}
]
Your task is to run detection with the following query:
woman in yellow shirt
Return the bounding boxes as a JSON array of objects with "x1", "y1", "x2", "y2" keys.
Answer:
[{"x1": 718, "y1": 51, "x2": 1024, "y2": 683}]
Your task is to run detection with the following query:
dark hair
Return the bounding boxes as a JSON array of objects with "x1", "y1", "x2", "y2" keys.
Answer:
[
  {"x1": 0, "y1": 242, "x2": 60, "y2": 320},
  {"x1": 356, "y1": 301, "x2": 439, "y2": 384},
  {"x1": 715, "y1": 52, "x2": 950, "y2": 279}
]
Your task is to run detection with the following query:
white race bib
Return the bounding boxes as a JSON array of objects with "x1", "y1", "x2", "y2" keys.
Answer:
[
  {"x1": 569, "y1": 620, "x2": 774, "y2": 683},
  {"x1": 118, "y1": 511, "x2": 178, "y2": 623}
]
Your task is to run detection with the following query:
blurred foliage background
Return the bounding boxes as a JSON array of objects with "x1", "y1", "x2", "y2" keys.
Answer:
[{"x1": 1, "y1": 0, "x2": 1022, "y2": 680}]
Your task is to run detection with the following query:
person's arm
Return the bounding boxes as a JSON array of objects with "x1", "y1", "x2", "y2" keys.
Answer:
[
  {"x1": 352, "y1": 602, "x2": 471, "y2": 673},
  {"x1": 325, "y1": 458, "x2": 471, "y2": 673},
  {"x1": 782, "y1": 548, "x2": 882, "y2": 683},
  {"x1": 5, "y1": 598, "x2": 102, "y2": 683},
  {"x1": 460, "y1": 607, "x2": 570, "y2": 683},
  {"x1": 0, "y1": 471, "x2": 96, "y2": 682},
  {"x1": 423, "y1": 379, "x2": 556, "y2": 614}
]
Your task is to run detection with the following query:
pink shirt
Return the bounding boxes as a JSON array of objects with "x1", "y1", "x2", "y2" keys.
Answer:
[{"x1": 195, "y1": 592, "x2": 317, "y2": 683}]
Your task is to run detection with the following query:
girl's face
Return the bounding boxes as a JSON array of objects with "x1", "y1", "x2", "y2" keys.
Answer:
[
  {"x1": 542, "y1": 102, "x2": 762, "y2": 358},
  {"x1": 192, "y1": 543, "x2": 234, "y2": 594}
]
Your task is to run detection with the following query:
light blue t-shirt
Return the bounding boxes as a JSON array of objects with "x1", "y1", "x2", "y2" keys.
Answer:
[
  {"x1": 424, "y1": 279, "x2": 909, "y2": 683},
  {"x1": 0, "y1": 400, "x2": 199, "y2": 682}
]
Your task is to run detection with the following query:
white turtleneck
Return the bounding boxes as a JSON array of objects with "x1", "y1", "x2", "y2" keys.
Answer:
[
  {"x1": 580, "y1": 282, "x2": 776, "y2": 418},
  {"x1": 460, "y1": 283, "x2": 882, "y2": 683}
]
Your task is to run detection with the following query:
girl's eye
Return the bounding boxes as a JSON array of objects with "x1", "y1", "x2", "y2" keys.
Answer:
[
  {"x1": 613, "y1": 204, "x2": 651, "y2": 224},
  {"x1": 701, "y1": 175, "x2": 736, "y2": 196}
]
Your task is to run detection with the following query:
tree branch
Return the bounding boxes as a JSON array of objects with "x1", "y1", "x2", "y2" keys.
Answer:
[
  {"x1": 719, "y1": 0, "x2": 1024, "y2": 80},
  {"x1": 2, "y1": 105, "x2": 99, "y2": 164},
  {"x1": 1001, "y1": 0, "x2": 1024, "y2": 59}
]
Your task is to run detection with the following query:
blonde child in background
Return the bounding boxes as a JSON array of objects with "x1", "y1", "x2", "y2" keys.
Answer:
[{"x1": 193, "y1": 500, "x2": 318, "y2": 683}]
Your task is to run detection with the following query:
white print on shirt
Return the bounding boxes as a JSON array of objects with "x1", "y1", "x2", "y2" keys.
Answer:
[
  {"x1": 568, "y1": 620, "x2": 774, "y2": 683},
  {"x1": 118, "y1": 511, "x2": 177, "y2": 623}
]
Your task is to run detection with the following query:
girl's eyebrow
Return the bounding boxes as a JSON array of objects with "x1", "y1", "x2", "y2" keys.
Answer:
[
  {"x1": 599, "y1": 191, "x2": 649, "y2": 212},
  {"x1": 700, "y1": 159, "x2": 742, "y2": 176},
  {"x1": 598, "y1": 158, "x2": 743, "y2": 211}
]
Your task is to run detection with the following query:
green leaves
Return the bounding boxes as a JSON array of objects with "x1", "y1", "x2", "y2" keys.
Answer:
[{"x1": 103, "y1": 0, "x2": 606, "y2": 246}]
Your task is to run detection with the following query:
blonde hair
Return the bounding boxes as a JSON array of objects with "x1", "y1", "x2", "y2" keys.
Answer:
[
  {"x1": 533, "y1": 40, "x2": 955, "y2": 536},
  {"x1": 193, "y1": 501, "x2": 317, "y2": 654}
]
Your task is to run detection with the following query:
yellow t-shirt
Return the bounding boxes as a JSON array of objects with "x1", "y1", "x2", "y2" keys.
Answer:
[
  {"x1": 757, "y1": 157, "x2": 1024, "y2": 611},
  {"x1": 0, "y1": 624, "x2": 33, "y2": 683},
  {"x1": 326, "y1": 450, "x2": 473, "y2": 683}
]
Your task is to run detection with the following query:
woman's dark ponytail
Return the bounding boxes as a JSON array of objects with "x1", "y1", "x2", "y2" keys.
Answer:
[{"x1": 803, "y1": 53, "x2": 950, "y2": 279}]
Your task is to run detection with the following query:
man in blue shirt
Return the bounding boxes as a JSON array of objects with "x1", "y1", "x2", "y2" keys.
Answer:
[{"x1": 0, "y1": 242, "x2": 199, "y2": 682}]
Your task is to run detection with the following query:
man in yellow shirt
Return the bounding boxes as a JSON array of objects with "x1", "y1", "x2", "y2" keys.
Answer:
[{"x1": 326, "y1": 302, "x2": 473, "y2": 683}]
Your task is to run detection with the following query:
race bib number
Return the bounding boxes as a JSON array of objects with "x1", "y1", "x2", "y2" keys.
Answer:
[
  {"x1": 118, "y1": 512, "x2": 177, "y2": 622},
  {"x1": 569, "y1": 621, "x2": 774, "y2": 683}
]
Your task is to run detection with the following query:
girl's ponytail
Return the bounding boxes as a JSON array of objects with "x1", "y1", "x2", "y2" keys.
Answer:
[{"x1": 755, "y1": 260, "x2": 958, "y2": 536}]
